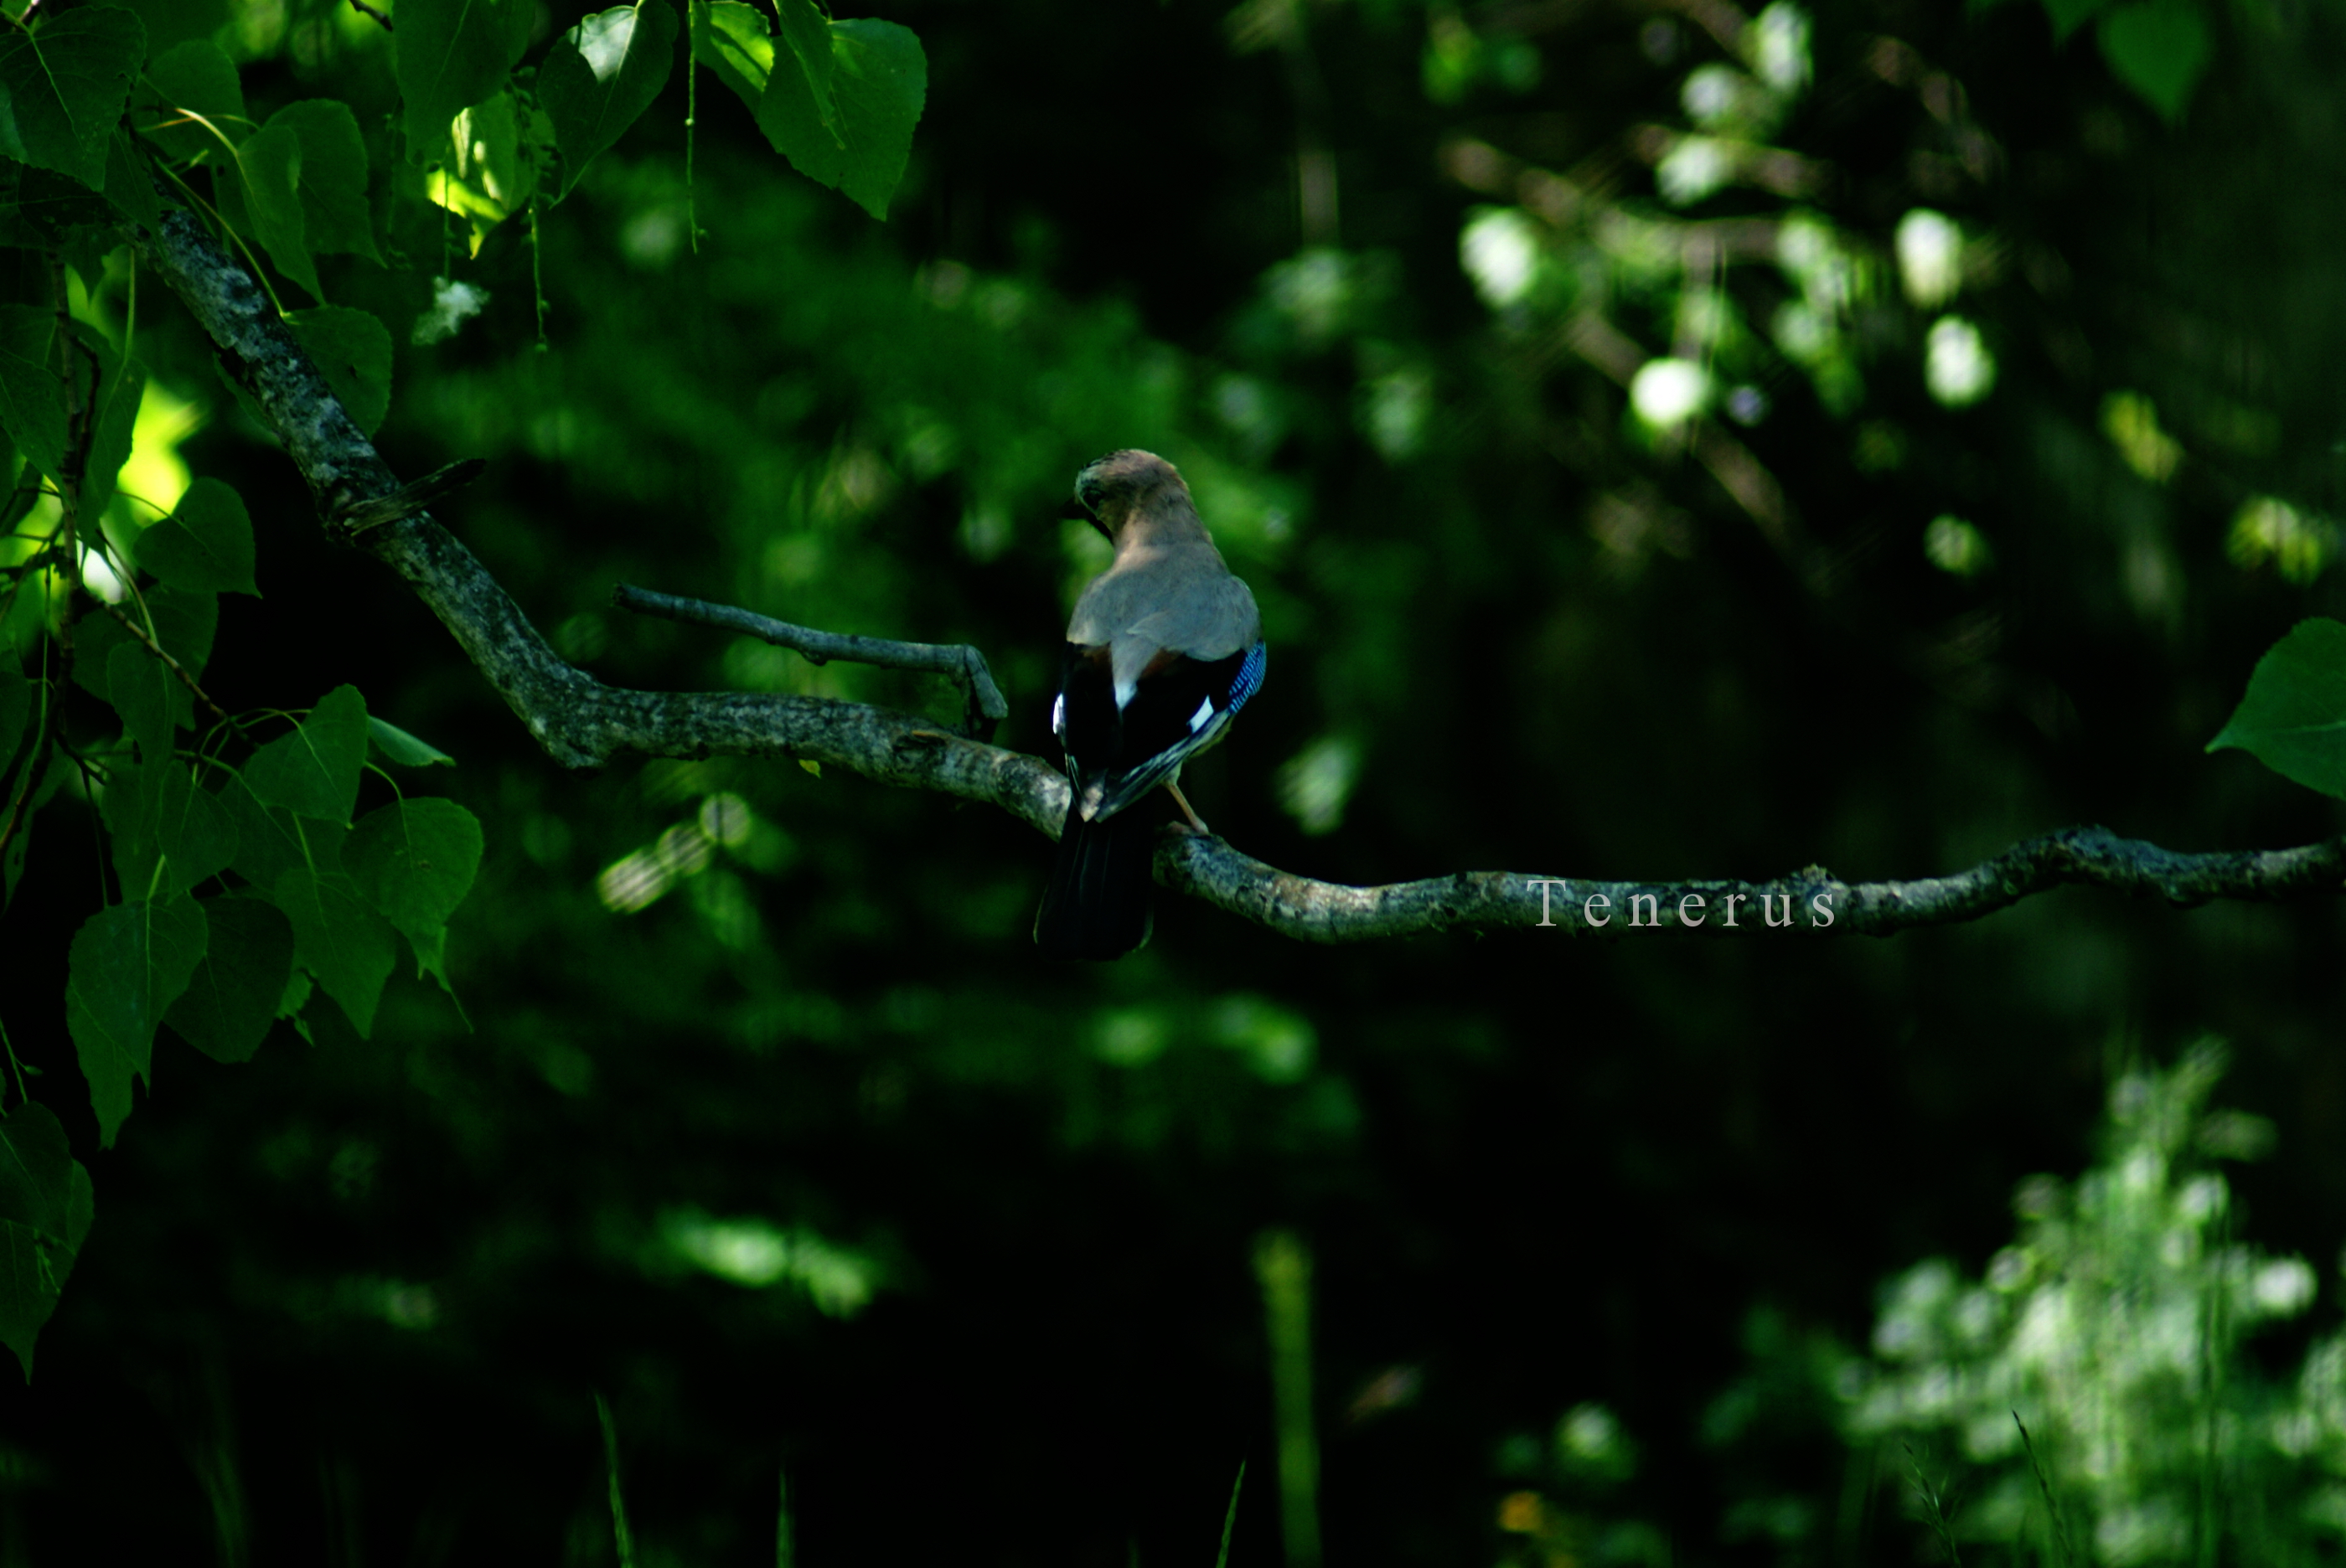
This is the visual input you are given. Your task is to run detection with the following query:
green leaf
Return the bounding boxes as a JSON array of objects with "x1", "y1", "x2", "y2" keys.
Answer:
[
  {"x1": 540, "y1": 0, "x2": 680, "y2": 199},
  {"x1": 397, "y1": 0, "x2": 533, "y2": 162},
  {"x1": 102, "y1": 126, "x2": 163, "y2": 232},
  {"x1": 0, "y1": 305, "x2": 67, "y2": 491},
  {"x1": 68, "y1": 322, "x2": 142, "y2": 521},
  {"x1": 772, "y1": 0, "x2": 837, "y2": 137},
  {"x1": 2, "y1": 756, "x2": 68, "y2": 911},
  {"x1": 0, "y1": 7, "x2": 147, "y2": 190},
  {"x1": 137, "y1": 477, "x2": 259, "y2": 596},
  {"x1": 2098, "y1": 0, "x2": 2212, "y2": 123},
  {"x1": 266, "y1": 100, "x2": 380, "y2": 262},
  {"x1": 139, "y1": 39, "x2": 245, "y2": 163},
  {"x1": 2207, "y1": 617, "x2": 2346, "y2": 797},
  {"x1": 0, "y1": 1101, "x2": 89, "y2": 1252},
  {"x1": 105, "y1": 637, "x2": 172, "y2": 767},
  {"x1": 366, "y1": 714, "x2": 455, "y2": 767},
  {"x1": 75, "y1": 587, "x2": 214, "y2": 730},
  {"x1": 0, "y1": 1101, "x2": 95, "y2": 1380},
  {"x1": 117, "y1": 0, "x2": 231, "y2": 56},
  {"x1": 2043, "y1": 0, "x2": 2112, "y2": 40},
  {"x1": 285, "y1": 307, "x2": 392, "y2": 437},
  {"x1": 164, "y1": 894, "x2": 292, "y2": 1064},
  {"x1": 233, "y1": 121, "x2": 318, "y2": 301},
  {"x1": 428, "y1": 89, "x2": 533, "y2": 246},
  {"x1": 224, "y1": 771, "x2": 348, "y2": 890},
  {"x1": 272, "y1": 867, "x2": 396, "y2": 1037},
  {"x1": 243, "y1": 684, "x2": 368, "y2": 821},
  {"x1": 691, "y1": 0, "x2": 773, "y2": 111},
  {"x1": 347, "y1": 797, "x2": 483, "y2": 974},
  {"x1": 65, "y1": 895, "x2": 208, "y2": 1146},
  {"x1": 116, "y1": 759, "x2": 238, "y2": 900},
  {"x1": 0, "y1": 667, "x2": 28, "y2": 781},
  {"x1": 754, "y1": 16, "x2": 926, "y2": 220}
]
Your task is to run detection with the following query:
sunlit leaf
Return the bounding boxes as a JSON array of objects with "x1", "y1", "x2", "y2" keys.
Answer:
[
  {"x1": 0, "y1": 7, "x2": 147, "y2": 189},
  {"x1": 691, "y1": 0, "x2": 773, "y2": 110},
  {"x1": 427, "y1": 90, "x2": 534, "y2": 252},
  {"x1": 754, "y1": 17, "x2": 926, "y2": 219},
  {"x1": 165, "y1": 894, "x2": 293, "y2": 1064},
  {"x1": 2207, "y1": 618, "x2": 2346, "y2": 799},
  {"x1": 540, "y1": 0, "x2": 680, "y2": 199},
  {"x1": 65, "y1": 895, "x2": 208, "y2": 1146},
  {"x1": 244, "y1": 684, "x2": 368, "y2": 823}
]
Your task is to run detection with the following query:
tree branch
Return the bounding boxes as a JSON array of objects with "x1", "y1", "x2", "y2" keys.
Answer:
[
  {"x1": 130, "y1": 209, "x2": 2346, "y2": 944},
  {"x1": 609, "y1": 582, "x2": 1007, "y2": 740}
]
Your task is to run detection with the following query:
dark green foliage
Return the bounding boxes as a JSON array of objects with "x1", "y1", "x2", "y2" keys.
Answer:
[
  {"x1": 136, "y1": 477, "x2": 259, "y2": 597},
  {"x1": 137, "y1": 39, "x2": 245, "y2": 163},
  {"x1": 242, "y1": 685, "x2": 367, "y2": 823},
  {"x1": 395, "y1": 0, "x2": 533, "y2": 159},
  {"x1": 163, "y1": 894, "x2": 294, "y2": 1065},
  {"x1": 0, "y1": 7, "x2": 147, "y2": 189},
  {"x1": 65, "y1": 895, "x2": 206, "y2": 1144},
  {"x1": 0, "y1": 1101, "x2": 93, "y2": 1379}
]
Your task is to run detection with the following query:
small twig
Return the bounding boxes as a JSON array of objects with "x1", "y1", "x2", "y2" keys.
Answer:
[
  {"x1": 98, "y1": 598, "x2": 231, "y2": 725},
  {"x1": 347, "y1": 0, "x2": 392, "y2": 28},
  {"x1": 330, "y1": 457, "x2": 487, "y2": 538},
  {"x1": 611, "y1": 582, "x2": 1010, "y2": 742}
]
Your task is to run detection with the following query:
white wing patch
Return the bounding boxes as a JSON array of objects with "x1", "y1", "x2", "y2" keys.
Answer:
[
  {"x1": 1051, "y1": 693, "x2": 1066, "y2": 737},
  {"x1": 1186, "y1": 696, "x2": 1215, "y2": 733}
]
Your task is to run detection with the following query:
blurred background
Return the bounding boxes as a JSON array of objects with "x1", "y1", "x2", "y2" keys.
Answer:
[{"x1": 6, "y1": 0, "x2": 2346, "y2": 1560}]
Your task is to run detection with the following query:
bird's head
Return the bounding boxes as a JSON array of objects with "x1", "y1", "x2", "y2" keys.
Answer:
[{"x1": 1073, "y1": 450, "x2": 1187, "y2": 539}]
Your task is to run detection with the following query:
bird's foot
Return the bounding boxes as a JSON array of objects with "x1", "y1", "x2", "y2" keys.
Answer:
[{"x1": 1166, "y1": 781, "x2": 1213, "y2": 837}]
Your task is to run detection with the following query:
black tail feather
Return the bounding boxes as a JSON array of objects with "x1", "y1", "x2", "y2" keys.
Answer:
[{"x1": 1034, "y1": 801, "x2": 1155, "y2": 960}]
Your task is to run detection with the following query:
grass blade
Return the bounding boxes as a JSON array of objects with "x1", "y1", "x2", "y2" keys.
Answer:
[
  {"x1": 596, "y1": 1392, "x2": 638, "y2": 1568},
  {"x1": 1214, "y1": 1460, "x2": 1246, "y2": 1568},
  {"x1": 2013, "y1": 1411, "x2": 2075, "y2": 1568}
]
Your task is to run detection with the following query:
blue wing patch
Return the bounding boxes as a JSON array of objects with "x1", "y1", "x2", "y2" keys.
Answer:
[{"x1": 1224, "y1": 640, "x2": 1268, "y2": 716}]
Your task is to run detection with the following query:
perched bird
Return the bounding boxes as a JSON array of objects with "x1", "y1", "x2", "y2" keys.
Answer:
[{"x1": 1035, "y1": 451, "x2": 1266, "y2": 960}]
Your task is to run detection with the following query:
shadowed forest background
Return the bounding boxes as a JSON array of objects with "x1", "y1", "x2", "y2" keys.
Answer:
[{"x1": 6, "y1": 0, "x2": 2346, "y2": 1561}]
